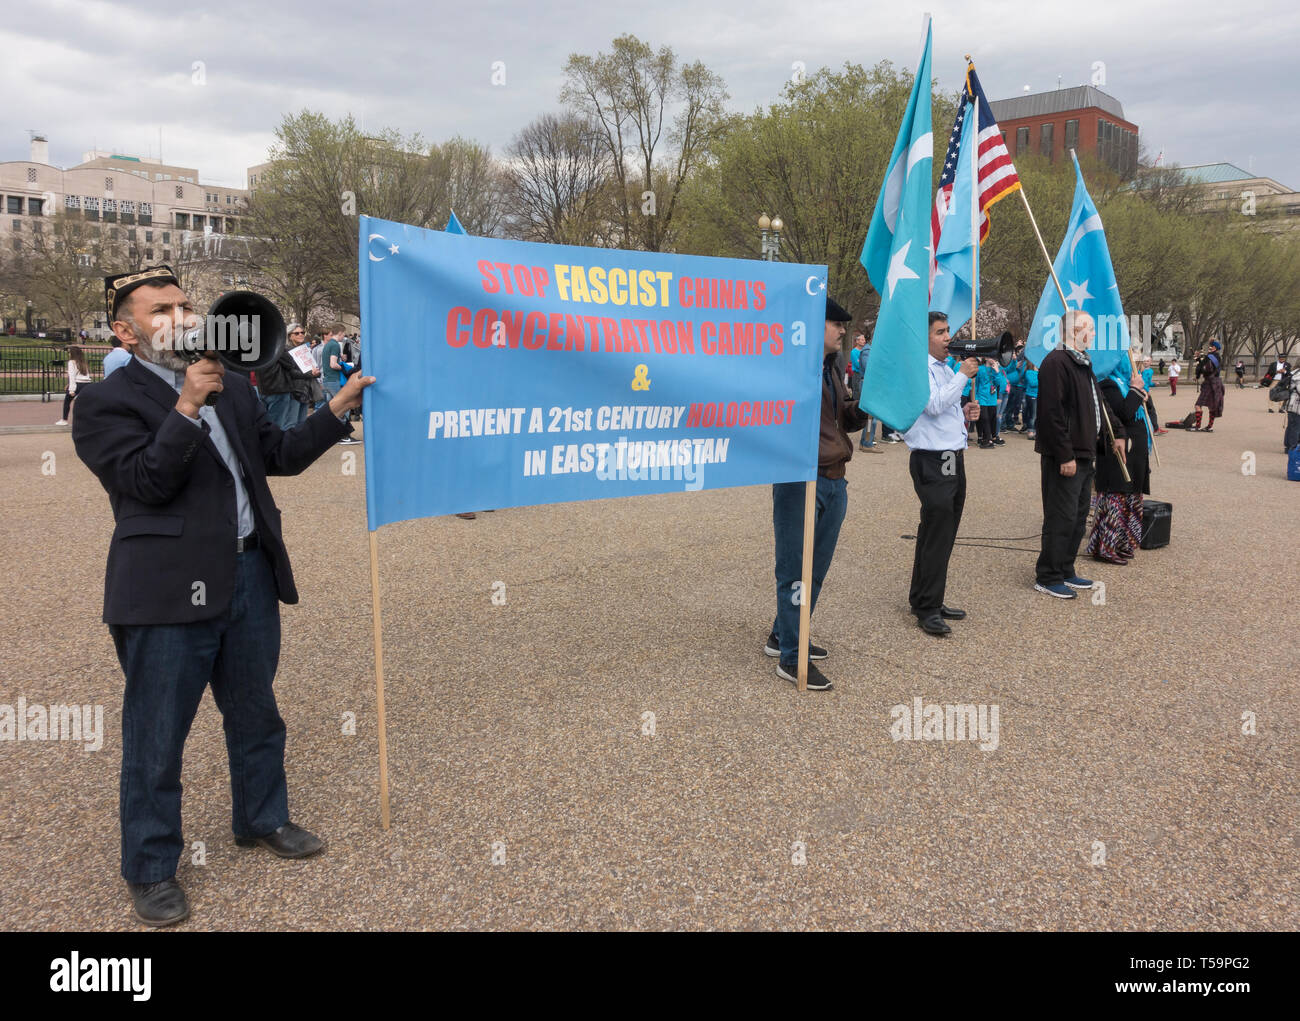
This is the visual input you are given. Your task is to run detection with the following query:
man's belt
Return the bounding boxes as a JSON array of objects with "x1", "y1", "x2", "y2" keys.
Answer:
[{"x1": 236, "y1": 532, "x2": 260, "y2": 553}]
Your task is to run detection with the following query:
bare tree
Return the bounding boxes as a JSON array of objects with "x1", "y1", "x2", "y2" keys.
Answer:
[
  {"x1": 16, "y1": 212, "x2": 126, "y2": 333},
  {"x1": 503, "y1": 113, "x2": 613, "y2": 246}
]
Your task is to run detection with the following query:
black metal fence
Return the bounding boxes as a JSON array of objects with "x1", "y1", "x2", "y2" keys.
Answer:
[{"x1": 0, "y1": 345, "x2": 110, "y2": 399}]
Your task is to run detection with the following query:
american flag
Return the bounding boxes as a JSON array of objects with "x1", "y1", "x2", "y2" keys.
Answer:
[{"x1": 930, "y1": 64, "x2": 1021, "y2": 286}]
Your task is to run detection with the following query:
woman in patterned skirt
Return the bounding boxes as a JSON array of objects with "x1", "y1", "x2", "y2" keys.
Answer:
[{"x1": 1086, "y1": 352, "x2": 1151, "y2": 565}]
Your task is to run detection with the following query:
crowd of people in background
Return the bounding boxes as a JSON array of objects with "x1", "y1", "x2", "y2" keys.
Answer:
[
  {"x1": 44, "y1": 312, "x2": 1299, "y2": 461},
  {"x1": 51, "y1": 320, "x2": 365, "y2": 445},
  {"x1": 847, "y1": 334, "x2": 1041, "y2": 448},
  {"x1": 250, "y1": 323, "x2": 364, "y2": 445}
]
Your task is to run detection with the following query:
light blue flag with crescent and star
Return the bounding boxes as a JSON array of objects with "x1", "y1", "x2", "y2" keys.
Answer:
[
  {"x1": 929, "y1": 97, "x2": 979, "y2": 335},
  {"x1": 858, "y1": 16, "x2": 934, "y2": 432},
  {"x1": 1024, "y1": 152, "x2": 1128, "y2": 378},
  {"x1": 446, "y1": 210, "x2": 467, "y2": 235}
]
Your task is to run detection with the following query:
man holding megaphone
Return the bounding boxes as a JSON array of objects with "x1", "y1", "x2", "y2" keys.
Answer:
[
  {"x1": 901, "y1": 312, "x2": 984, "y2": 637},
  {"x1": 72, "y1": 266, "x2": 374, "y2": 927}
]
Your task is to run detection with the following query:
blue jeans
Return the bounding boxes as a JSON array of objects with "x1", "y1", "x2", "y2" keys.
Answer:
[
  {"x1": 771, "y1": 476, "x2": 849, "y2": 664},
  {"x1": 1003, "y1": 387, "x2": 1025, "y2": 430},
  {"x1": 1285, "y1": 411, "x2": 1300, "y2": 451},
  {"x1": 110, "y1": 550, "x2": 287, "y2": 883},
  {"x1": 860, "y1": 417, "x2": 877, "y2": 447},
  {"x1": 263, "y1": 392, "x2": 305, "y2": 431},
  {"x1": 318, "y1": 380, "x2": 339, "y2": 414},
  {"x1": 1023, "y1": 395, "x2": 1037, "y2": 432}
]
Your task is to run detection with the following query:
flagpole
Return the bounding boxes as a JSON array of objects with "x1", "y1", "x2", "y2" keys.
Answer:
[
  {"x1": 1063, "y1": 148, "x2": 1129, "y2": 484},
  {"x1": 368, "y1": 529, "x2": 392, "y2": 830},
  {"x1": 1017, "y1": 187, "x2": 1068, "y2": 307},
  {"x1": 796, "y1": 481, "x2": 815, "y2": 692},
  {"x1": 1144, "y1": 410, "x2": 1160, "y2": 466},
  {"x1": 966, "y1": 60, "x2": 979, "y2": 349}
]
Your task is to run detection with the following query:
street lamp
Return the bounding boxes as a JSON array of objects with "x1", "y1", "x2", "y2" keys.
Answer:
[{"x1": 758, "y1": 213, "x2": 783, "y2": 261}]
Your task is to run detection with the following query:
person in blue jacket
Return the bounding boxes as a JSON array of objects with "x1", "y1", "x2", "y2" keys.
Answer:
[
  {"x1": 1023, "y1": 364, "x2": 1040, "y2": 438},
  {"x1": 992, "y1": 363, "x2": 1009, "y2": 444},
  {"x1": 1138, "y1": 354, "x2": 1167, "y2": 434},
  {"x1": 1002, "y1": 345, "x2": 1027, "y2": 431},
  {"x1": 974, "y1": 360, "x2": 1001, "y2": 448}
]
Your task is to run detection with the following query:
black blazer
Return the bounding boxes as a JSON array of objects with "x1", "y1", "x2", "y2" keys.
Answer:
[
  {"x1": 72, "y1": 358, "x2": 351, "y2": 626},
  {"x1": 1095, "y1": 379, "x2": 1150, "y2": 496},
  {"x1": 1033, "y1": 348, "x2": 1122, "y2": 464}
]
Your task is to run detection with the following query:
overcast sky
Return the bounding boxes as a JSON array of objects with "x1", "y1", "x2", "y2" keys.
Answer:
[{"x1": 4, "y1": 0, "x2": 1294, "y2": 190}]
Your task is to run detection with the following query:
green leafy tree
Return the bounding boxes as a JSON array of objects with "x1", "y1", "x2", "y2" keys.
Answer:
[
  {"x1": 243, "y1": 111, "x2": 506, "y2": 318},
  {"x1": 675, "y1": 62, "x2": 957, "y2": 327}
]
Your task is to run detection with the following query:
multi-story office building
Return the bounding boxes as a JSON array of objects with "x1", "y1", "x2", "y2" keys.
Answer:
[
  {"x1": 989, "y1": 85, "x2": 1140, "y2": 177},
  {"x1": 1, "y1": 136, "x2": 265, "y2": 332},
  {"x1": 1, "y1": 135, "x2": 251, "y2": 264}
]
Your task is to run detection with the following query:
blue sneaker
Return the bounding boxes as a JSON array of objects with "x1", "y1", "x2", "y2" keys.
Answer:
[
  {"x1": 1034, "y1": 582, "x2": 1077, "y2": 599},
  {"x1": 1063, "y1": 576, "x2": 1094, "y2": 590}
]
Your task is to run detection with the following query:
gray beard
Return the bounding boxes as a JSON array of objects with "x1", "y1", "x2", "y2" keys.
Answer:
[{"x1": 129, "y1": 327, "x2": 189, "y2": 373}]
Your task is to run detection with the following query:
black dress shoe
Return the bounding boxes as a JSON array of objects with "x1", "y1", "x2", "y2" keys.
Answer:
[
  {"x1": 939, "y1": 605, "x2": 966, "y2": 620},
  {"x1": 917, "y1": 614, "x2": 951, "y2": 636},
  {"x1": 235, "y1": 822, "x2": 325, "y2": 859},
  {"x1": 126, "y1": 878, "x2": 189, "y2": 927}
]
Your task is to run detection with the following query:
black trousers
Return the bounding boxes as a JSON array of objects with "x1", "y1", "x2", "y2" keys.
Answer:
[
  {"x1": 976, "y1": 405, "x2": 996, "y2": 445},
  {"x1": 1036, "y1": 455, "x2": 1094, "y2": 585},
  {"x1": 909, "y1": 449, "x2": 966, "y2": 614}
]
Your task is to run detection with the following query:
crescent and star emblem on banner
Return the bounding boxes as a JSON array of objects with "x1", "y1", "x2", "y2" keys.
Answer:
[
  {"x1": 368, "y1": 234, "x2": 400, "y2": 262},
  {"x1": 804, "y1": 276, "x2": 826, "y2": 297},
  {"x1": 886, "y1": 241, "x2": 920, "y2": 298},
  {"x1": 1064, "y1": 279, "x2": 1092, "y2": 307}
]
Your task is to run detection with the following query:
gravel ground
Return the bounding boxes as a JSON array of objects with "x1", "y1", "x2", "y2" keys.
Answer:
[{"x1": 0, "y1": 385, "x2": 1295, "y2": 930}]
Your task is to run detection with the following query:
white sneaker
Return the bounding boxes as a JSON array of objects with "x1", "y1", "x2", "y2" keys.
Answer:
[{"x1": 55, "y1": 419, "x2": 68, "y2": 425}]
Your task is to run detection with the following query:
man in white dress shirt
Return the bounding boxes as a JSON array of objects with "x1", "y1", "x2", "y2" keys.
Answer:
[{"x1": 902, "y1": 312, "x2": 981, "y2": 637}]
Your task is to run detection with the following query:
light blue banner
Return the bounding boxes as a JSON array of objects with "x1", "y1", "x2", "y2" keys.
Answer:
[
  {"x1": 858, "y1": 17, "x2": 934, "y2": 433},
  {"x1": 358, "y1": 217, "x2": 827, "y2": 529},
  {"x1": 929, "y1": 99, "x2": 979, "y2": 336},
  {"x1": 1025, "y1": 153, "x2": 1129, "y2": 377}
]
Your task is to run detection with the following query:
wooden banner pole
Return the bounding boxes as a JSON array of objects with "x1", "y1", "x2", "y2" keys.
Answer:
[
  {"x1": 368, "y1": 529, "x2": 392, "y2": 830},
  {"x1": 968, "y1": 71, "x2": 982, "y2": 415},
  {"x1": 796, "y1": 479, "x2": 815, "y2": 693},
  {"x1": 1144, "y1": 404, "x2": 1161, "y2": 467},
  {"x1": 1018, "y1": 188, "x2": 1068, "y2": 308}
]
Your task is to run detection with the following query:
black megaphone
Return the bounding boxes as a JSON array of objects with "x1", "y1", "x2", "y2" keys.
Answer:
[
  {"x1": 947, "y1": 330, "x2": 1016, "y2": 368},
  {"x1": 174, "y1": 291, "x2": 287, "y2": 405}
]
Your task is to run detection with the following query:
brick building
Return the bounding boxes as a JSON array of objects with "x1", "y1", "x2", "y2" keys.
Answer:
[{"x1": 989, "y1": 85, "x2": 1139, "y2": 177}]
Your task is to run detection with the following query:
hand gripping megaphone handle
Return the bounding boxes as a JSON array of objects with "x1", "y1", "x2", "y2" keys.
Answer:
[
  {"x1": 947, "y1": 331, "x2": 1016, "y2": 368},
  {"x1": 205, "y1": 355, "x2": 221, "y2": 407},
  {"x1": 179, "y1": 291, "x2": 287, "y2": 406}
]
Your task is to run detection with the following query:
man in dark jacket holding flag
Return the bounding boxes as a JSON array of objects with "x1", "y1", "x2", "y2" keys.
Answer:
[{"x1": 1033, "y1": 310, "x2": 1125, "y2": 599}]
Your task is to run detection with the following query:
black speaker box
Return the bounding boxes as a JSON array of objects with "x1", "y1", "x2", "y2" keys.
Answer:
[{"x1": 1140, "y1": 499, "x2": 1172, "y2": 549}]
